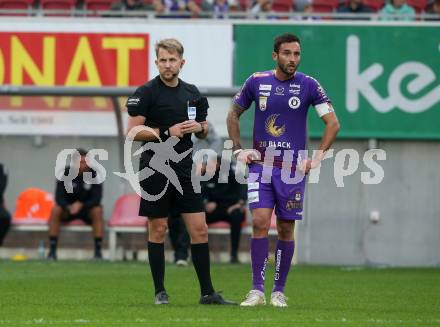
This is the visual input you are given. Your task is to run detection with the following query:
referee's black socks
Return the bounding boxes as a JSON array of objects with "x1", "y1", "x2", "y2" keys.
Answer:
[
  {"x1": 191, "y1": 243, "x2": 215, "y2": 296},
  {"x1": 148, "y1": 242, "x2": 166, "y2": 295}
]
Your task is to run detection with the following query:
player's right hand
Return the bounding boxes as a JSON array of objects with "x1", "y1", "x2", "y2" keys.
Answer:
[{"x1": 236, "y1": 149, "x2": 261, "y2": 164}]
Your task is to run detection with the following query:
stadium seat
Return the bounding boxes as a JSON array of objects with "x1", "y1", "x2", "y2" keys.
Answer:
[
  {"x1": 83, "y1": 0, "x2": 114, "y2": 14},
  {"x1": 363, "y1": 0, "x2": 384, "y2": 12},
  {"x1": 207, "y1": 219, "x2": 249, "y2": 234},
  {"x1": 0, "y1": 0, "x2": 34, "y2": 15},
  {"x1": 407, "y1": 0, "x2": 427, "y2": 13},
  {"x1": 13, "y1": 188, "x2": 54, "y2": 225},
  {"x1": 312, "y1": 0, "x2": 339, "y2": 12},
  {"x1": 40, "y1": 0, "x2": 76, "y2": 16},
  {"x1": 108, "y1": 193, "x2": 145, "y2": 228},
  {"x1": 107, "y1": 193, "x2": 147, "y2": 261},
  {"x1": 238, "y1": 0, "x2": 251, "y2": 11},
  {"x1": 12, "y1": 188, "x2": 91, "y2": 232},
  {"x1": 272, "y1": 0, "x2": 294, "y2": 12}
]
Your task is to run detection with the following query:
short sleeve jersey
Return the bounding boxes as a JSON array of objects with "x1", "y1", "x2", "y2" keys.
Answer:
[
  {"x1": 234, "y1": 70, "x2": 330, "y2": 164},
  {"x1": 126, "y1": 76, "x2": 209, "y2": 175},
  {"x1": 126, "y1": 75, "x2": 208, "y2": 154}
]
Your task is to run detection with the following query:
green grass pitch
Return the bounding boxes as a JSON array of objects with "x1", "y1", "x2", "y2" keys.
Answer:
[{"x1": 0, "y1": 261, "x2": 439, "y2": 326}]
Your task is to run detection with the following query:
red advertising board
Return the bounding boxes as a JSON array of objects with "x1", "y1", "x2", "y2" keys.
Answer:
[{"x1": 0, "y1": 32, "x2": 149, "y2": 111}]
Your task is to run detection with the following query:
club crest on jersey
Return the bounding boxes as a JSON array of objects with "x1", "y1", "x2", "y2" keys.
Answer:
[
  {"x1": 288, "y1": 96, "x2": 301, "y2": 109},
  {"x1": 265, "y1": 114, "x2": 286, "y2": 137},
  {"x1": 259, "y1": 96, "x2": 268, "y2": 111}
]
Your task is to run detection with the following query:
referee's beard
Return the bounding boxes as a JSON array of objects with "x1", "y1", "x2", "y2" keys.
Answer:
[{"x1": 160, "y1": 70, "x2": 180, "y2": 83}]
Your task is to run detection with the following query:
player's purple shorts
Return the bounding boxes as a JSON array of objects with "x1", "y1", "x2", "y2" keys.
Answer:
[{"x1": 247, "y1": 163, "x2": 306, "y2": 220}]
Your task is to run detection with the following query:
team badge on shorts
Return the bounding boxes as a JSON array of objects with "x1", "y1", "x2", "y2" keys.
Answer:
[
  {"x1": 288, "y1": 96, "x2": 301, "y2": 109},
  {"x1": 259, "y1": 96, "x2": 267, "y2": 111},
  {"x1": 286, "y1": 189, "x2": 303, "y2": 211}
]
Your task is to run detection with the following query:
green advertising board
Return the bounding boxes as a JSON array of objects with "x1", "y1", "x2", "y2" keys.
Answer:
[{"x1": 234, "y1": 24, "x2": 440, "y2": 139}]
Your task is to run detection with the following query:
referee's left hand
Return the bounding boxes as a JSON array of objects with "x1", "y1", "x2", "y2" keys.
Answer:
[{"x1": 181, "y1": 120, "x2": 203, "y2": 134}]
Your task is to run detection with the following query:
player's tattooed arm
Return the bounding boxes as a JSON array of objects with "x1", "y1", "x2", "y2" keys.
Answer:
[
  {"x1": 226, "y1": 103, "x2": 246, "y2": 152},
  {"x1": 319, "y1": 110, "x2": 340, "y2": 153}
]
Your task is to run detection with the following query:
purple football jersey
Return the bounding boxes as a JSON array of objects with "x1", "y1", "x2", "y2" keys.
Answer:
[{"x1": 234, "y1": 70, "x2": 330, "y2": 166}]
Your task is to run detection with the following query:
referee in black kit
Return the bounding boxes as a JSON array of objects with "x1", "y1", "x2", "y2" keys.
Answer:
[{"x1": 125, "y1": 38, "x2": 235, "y2": 305}]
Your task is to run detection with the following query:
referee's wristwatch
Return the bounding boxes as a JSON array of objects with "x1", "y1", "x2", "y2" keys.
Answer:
[{"x1": 195, "y1": 122, "x2": 205, "y2": 135}]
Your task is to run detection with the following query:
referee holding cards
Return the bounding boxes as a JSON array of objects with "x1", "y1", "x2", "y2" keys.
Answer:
[{"x1": 125, "y1": 38, "x2": 235, "y2": 305}]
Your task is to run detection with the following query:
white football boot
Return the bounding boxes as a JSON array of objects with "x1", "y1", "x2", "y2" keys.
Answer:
[
  {"x1": 270, "y1": 291, "x2": 288, "y2": 307},
  {"x1": 240, "y1": 290, "x2": 266, "y2": 306}
]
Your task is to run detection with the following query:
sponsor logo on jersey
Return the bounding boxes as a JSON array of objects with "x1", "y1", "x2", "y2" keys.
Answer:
[
  {"x1": 275, "y1": 86, "x2": 284, "y2": 95},
  {"x1": 248, "y1": 182, "x2": 260, "y2": 190},
  {"x1": 267, "y1": 141, "x2": 291, "y2": 148},
  {"x1": 259, "y1": 91, "x2": 271, "y2": 96},
  {"x1": 288, "y1": 96, "x2": 301, "y2": 109},
  {"x1": 259, "y1": 84, "x2": 272, "y2": 91},
  {"x1": 289, "y1": 89, "x2": 300, "y2": 95},
  {"x1": 248, "y1": 191, "x2": 259, "y2": 203},
  {"x1": 259, "y1": 96, "x2": 268, "y2": 111},
  {"x1": 290, "y1": 83, "x2": 300, "y2": 88},
  {"x1": 265, "y1": 114, "x2": 286, "y2": 137},
  {"x1": 127, "y1": 97, "x2": 141, "y2": 106}
]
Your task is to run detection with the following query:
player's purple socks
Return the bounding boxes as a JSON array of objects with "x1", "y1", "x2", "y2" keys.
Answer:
[
  {"x1": 272, "y1": 240, "x2": 295, "y2": 293},
  {"x1": 251, "y1": 237, "x2": 269, "y2": 292}
]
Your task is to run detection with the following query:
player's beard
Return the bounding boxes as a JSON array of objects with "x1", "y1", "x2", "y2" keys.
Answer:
[{"x1": 278, "y1": 61, "x2": 297, "y2": 78}]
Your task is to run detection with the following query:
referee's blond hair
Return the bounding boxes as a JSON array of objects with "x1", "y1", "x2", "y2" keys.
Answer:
[{"x1": 155, "y1": 39, "x2": 184, "y2": 58}]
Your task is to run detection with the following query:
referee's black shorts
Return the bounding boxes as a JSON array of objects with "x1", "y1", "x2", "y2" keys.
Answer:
[{"x1": 139, "y1": 170, "x2": 204, "y2": 218}]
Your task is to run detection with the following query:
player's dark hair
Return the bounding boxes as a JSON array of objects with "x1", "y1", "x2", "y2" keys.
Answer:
[
  {"x1": 273, "y1": 33, "x2": 301, "y2": 53},
  {"x1": 76, "y1": 148, "x2": 88, "y2": 156}
]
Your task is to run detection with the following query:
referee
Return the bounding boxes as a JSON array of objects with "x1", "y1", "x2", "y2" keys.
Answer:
[{"x1": 126, "y1": 38, "x2": 235, "y2": 305}]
